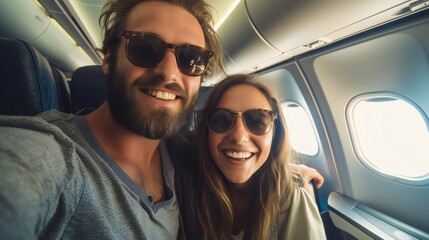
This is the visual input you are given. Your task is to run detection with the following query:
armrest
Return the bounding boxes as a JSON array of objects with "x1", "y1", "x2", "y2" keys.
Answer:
[{"x1": 328, "y1": 192, "x2": 428, "y2": 240}]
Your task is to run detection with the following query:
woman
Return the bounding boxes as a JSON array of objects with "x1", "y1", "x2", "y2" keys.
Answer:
[{"x1": 196, "y1": 74, "x2": 326, "y2": 239}]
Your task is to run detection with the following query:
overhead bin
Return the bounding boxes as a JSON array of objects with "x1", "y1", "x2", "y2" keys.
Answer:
[
  {"x1": 0, "y1": 0, "x2": 49, "y2": 43},
  {"x1": 246, "y1": 0, "x2": 409, "y2": 52},
  {"x1": 0, "y1": 0, "x2": 93, "y2": 73},
  {"x1": 216, "y1": 0, "x2": 412, "y2": 77},
  {"x1": 216, "y1": 0, "x2": 286, "y2": 75}
]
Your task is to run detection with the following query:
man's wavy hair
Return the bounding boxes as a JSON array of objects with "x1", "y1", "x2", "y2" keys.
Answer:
[
  {"x1": 196, "y1": 74, "x2": 295, "y2": 239},
  {"x1": 99, "y1": 0, "x2": 223, "y2": 79}
]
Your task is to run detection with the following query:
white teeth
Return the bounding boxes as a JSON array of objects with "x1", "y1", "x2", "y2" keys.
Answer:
[
  {"x1": 225, "y1": 151, "x2": 252, "y2": 159},
  {"x1": 156, "y1": 91, "x2": 163, "y2": 98},
  {"x1": 145, "y1": 90, "x2": 176, "y2": 100}
]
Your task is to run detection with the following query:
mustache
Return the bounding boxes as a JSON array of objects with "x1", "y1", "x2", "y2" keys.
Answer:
[{"x1": 134, "y1": 75, "x2": 187, "y2": 98}]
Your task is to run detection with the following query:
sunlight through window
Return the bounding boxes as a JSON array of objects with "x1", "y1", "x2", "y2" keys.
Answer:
[
  {"x1": 282, "y1": 102, "x2": 318, "y2": 156},
  {"x1": 350, "y1": 97, "x2": 429, "y2": 182}
]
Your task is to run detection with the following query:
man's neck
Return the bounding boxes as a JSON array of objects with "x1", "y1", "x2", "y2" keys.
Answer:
[
  {"x1": 86, "y1": 102, "x2": 166, "y2": 202},
  {"x1": 86, "y1": 102, "x2": 161, "y2": 164}
]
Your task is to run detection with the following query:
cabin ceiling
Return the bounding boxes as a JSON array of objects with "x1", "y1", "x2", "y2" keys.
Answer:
[{"x1": 1, "y1": 0, "x2": 428, "y2": 80}]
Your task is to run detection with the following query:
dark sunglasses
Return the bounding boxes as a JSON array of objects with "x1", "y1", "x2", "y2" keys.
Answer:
[
  {"x1": 122, "y1": 31, "x2": 214, "y2": 77},
  {"x1": 207, "y1": 108, "x2": 277, "y2": 136}
]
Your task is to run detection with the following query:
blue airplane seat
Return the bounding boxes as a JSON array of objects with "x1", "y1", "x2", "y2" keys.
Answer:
[
  {"x1": 0, "y1": 37, "x2": 61, "y2": 116},
  {"x1": 70, "y1": 65, "x2": 107, "y2": 114},
  {"x1": 51, "y1": 65, "x2": 72, "y2": 113}
]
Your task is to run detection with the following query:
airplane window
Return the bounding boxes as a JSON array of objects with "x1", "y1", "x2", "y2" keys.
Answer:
[
  {"x1": 348, "y1": 96, "x2": 429, "y2": 184},
  {"x1": 281, "y1": 102, "x2": 319, "y2": 156}
]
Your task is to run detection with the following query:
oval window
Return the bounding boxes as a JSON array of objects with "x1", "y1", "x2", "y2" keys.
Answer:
[
  {"x1": 281, "y1": 102, "x2": 319, "y2": 156},
  {"x1": 348, "y1": 95, "x2": 429, "y2": 184}
]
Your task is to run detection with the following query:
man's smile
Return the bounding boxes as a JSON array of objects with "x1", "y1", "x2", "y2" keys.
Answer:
[{"x1": 143, "y1": 89, "x2": 177, "y2": 100}]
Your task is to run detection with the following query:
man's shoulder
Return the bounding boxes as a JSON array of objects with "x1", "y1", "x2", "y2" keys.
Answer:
[
  {"x1": 0, "y1": 111, "x2": 80, "y2": 171},
  {"x1": 0, "y1": 110, "x2": 78, "y2": 143},
  {"x1": 37, "y1": 109, "x2": 74, "y2": 123},
  {"x1": 0, "y1": 110, "x2": 61, "y2": 130},
  {"x1": 0, "y1": 109, "x2": 72, "y2": 125},
  {"x1": 164, "y1": 131, "x2": 197, "y2": 172}
]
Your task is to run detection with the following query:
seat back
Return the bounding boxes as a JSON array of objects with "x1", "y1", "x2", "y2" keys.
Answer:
[
  {"x1": 70, "y1": 65, "x2": 107, "y2": 114},
  {"x1": 51, "y1": 65, "x2": 72, "y2": 113},
  {"x1": 0, "y1": 38, "x2": 60, "y2": 116}
]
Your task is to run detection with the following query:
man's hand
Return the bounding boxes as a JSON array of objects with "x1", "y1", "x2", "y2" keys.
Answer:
[{"x1": 291, "y1": 164, "x2": 324, "y2": 195}]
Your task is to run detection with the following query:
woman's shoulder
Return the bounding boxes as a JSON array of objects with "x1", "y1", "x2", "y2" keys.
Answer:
[
  {"x1": 279, "y1": 187, "x2": 312, "y2": 211},
  {"x1": 277, "y1": 187, "x2": 327, "y2": 239},
  {"x1": 280, "y1": 187, "x2": 321, "y2": 218},
  {"x1": 292, "y1": 187, "x2": 316, "y2": 206}
]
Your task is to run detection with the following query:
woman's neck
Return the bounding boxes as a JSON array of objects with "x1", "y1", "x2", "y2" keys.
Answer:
[{"x1": 227, "y1": 181, "x2": 254, "y2": 235}]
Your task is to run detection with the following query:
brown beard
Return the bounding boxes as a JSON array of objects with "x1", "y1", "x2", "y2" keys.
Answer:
[{"x1": 105, "y1": 57, "x2": 198, "y2": 139}]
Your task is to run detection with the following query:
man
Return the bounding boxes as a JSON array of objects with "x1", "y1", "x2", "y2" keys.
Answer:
[{"x1": 0, "y1": 0, "x2": 323, "y2": 239}]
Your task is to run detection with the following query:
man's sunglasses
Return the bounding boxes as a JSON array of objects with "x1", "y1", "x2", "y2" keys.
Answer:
[
  {"x1": 207, "y1": 108, "x2": 277, "y2": 136},
  {"x1": 122, "y1": 31, "x2": 214, "y2": 77}
]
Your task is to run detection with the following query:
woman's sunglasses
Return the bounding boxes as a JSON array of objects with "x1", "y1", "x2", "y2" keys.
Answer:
[
  {"x1": 207, "y1": 108, "x2": 277, "y2": 136},
  {"x1": 122, "y1": 31, "x2": 214, "y2": 77}
]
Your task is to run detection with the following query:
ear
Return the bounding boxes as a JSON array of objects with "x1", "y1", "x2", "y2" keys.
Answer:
[{"x1": 102, "y1": 51, "x2": 111, "y2": 75}]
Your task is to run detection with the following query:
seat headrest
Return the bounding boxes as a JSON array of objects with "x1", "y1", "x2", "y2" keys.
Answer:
[
  {"x1": 0, "y1": 38, "x2": 60, "y2": 116},
  {"x1": 71, "y1": 65, "x2": 107, "y2": 114}
]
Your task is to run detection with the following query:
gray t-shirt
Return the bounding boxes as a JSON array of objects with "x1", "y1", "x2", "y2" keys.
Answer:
[{"x1": 0, "y1": 110, "x2": 179, "y2": 239}]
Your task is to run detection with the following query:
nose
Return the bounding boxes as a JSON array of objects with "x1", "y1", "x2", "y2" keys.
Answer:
[
  {"x1": 152, "y1": 50, "x2": 180, "y2": 82},
  {"x1": 226, "y1": 116, "x2": 249, "y2": 144}
]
